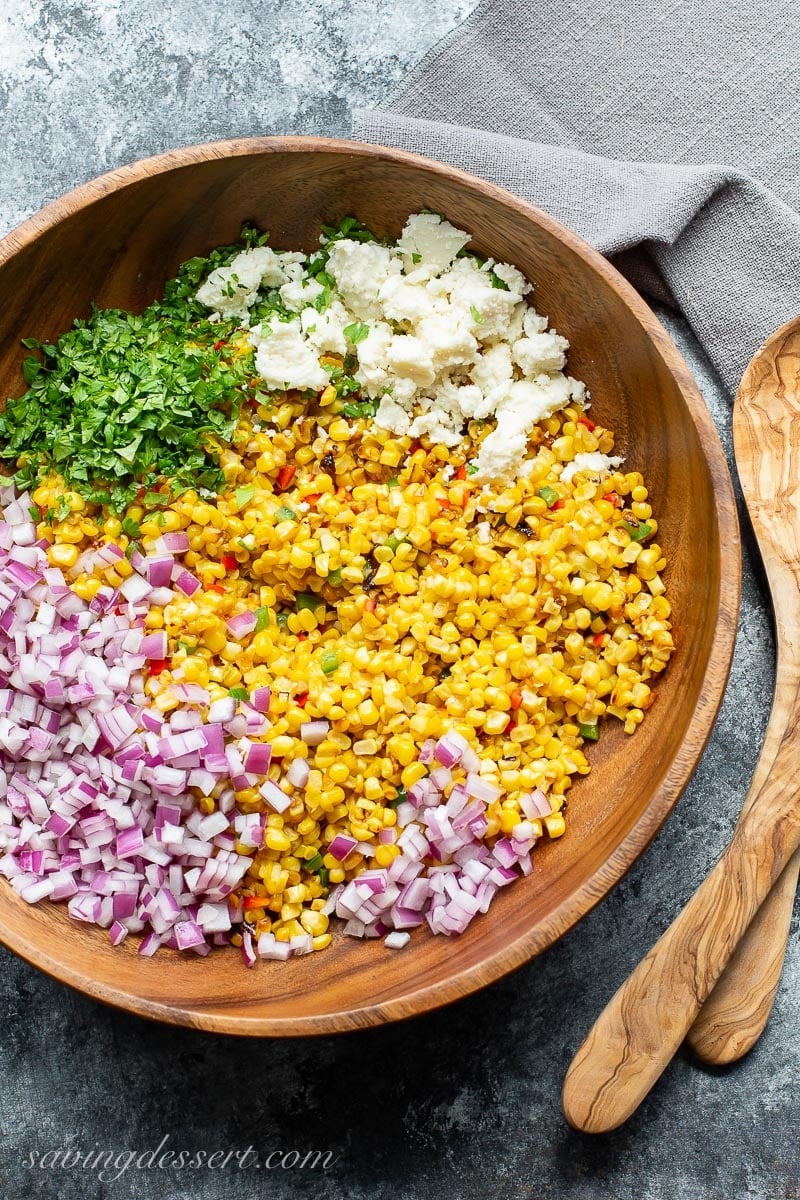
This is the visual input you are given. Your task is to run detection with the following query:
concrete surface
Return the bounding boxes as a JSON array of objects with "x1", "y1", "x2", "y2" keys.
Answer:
[{"x1": 0, "y1": 3, "x2": 794, "y2": 1198}]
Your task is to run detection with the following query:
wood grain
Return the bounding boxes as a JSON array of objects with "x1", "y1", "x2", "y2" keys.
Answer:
[
  {"x1": 562, "y1": 319, "x2": 800, "y2": 1131},
  {"x1": 0, "y1": 137, "x2": 740, "y2": 1035},
  {"x1": 687, "y1": 319, "x2": 800, "y2": 1064}
]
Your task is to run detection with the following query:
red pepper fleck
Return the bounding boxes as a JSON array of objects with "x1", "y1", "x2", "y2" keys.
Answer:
[
  {"x1": 296, "y1": 693, "x2": 308, "y2": 708},
  {"x1": 297, "y1": 632, "x2": 308, "y2": 641},
  {"x1": 277, "y1": 465, "x2": 296, "y2": 492},
  {"x1": 206, "y1": 582, "x2": 225, "y2": 594},
  {"x1": 603, "y1": 492, "x2": 621, "y2": 508},
  {"x1": 577, "y1": 415, "x2": 596, "y2": 431},
  {"x1": 552, "y1": 498, "x2": 566, "y2": 510},
  {"x1": 510, "y1": 689, "x2": 523, "y2": 710},
  {"x1": 220, "y1": 554, "x2": 238, "y2": 572},
  {"x1": 242, "y1": 895, "x2": 266, "y2": 911},
  {"x1": 455, "y1": 464, "x2": 468, "y2": 481},
  {"x1": 593, "y1": 632, "x2": 606, "y2": 647},
  {"x1": 213, "y1": 339, "x2": 228, "y2": 352},
  {"x1": 365, "y1": 596, "x2": 377, "y2": 614},
  {"x1": 305, "y1": 493, "x2": 321, "y2": 506},
  {"x1": 148, "y1": 659, "x2": 169, "y2": 675}
]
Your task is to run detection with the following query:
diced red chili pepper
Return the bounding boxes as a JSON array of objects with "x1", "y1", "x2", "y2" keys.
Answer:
[
  {"x1": 305, "y1": 493, "x2": 321, "y2": 506},
  {"x1": 408, "y1": 440, "x2": 422, "y2": 455},
  {"x1": 220, "y1": 554, "x2": 238, "y2": 572},
  {"x1": 148, "y1": 659, "x2": 169, "y2": 675},
  {"x1": 455, "y1": 464, "x2": 467, "y2": 481},
  {"x1": 593, "y1": 632, "x2": 606, "y2": 647},
  {"x1": 242, "y1": 895, "x2": 266, "y2": 911},
  {"x1": 297, "y1": 632, "x2": 308, "y2": 641},
  {"x1": 213, "y1": 339, "x2": 228, "y2": 352},
  {"x1": 296, "y1": 693, "x2": 308, "y2": 708},
  {"x1": 206, "y1": 582, "x2": 225, "y2": 594},
  {"x1": 510, "y1": 689, "x2": 523, "y2": 710},
  {"x1": 577, "y1": 415, "x2": 596, "y2": 431},
  {"x1": 277, "y1": 465, "x2": 296, "y2": 492},
  {"x1": 552, "y1": 498, "x2": 566, "y2": 510},
  {"x1": 603, "y1": 492, "x2": 621, "y2": 508}
]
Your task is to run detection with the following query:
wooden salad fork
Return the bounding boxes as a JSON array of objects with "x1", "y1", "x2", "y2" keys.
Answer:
[{"x1": 562, "y1": 317, "x2": 800, "y2": 1132}]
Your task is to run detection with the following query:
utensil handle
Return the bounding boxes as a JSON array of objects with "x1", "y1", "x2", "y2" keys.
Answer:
[
  {"x1": 687, "y1": 647, "x2": 798, "y2": 1064},
  {"x1": 686, "y1": 851, "x2": 799, "y2": 1063},
  {"x1": 562, "y1": 739, "x2": 800, "y2": 1133}
]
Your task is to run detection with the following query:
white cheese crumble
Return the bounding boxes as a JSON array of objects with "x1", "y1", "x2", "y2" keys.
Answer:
[
  {"x1": 560, "y1": 452, "x2": 624, "y2": 483},
  {"x1": 194, "y1": 213, "x2": 593, "y2": 483}
]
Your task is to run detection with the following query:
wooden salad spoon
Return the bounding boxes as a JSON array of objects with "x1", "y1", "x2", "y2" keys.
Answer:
[{"x1": 562, "y1": 317, "x2": 800, "y2": 1133}]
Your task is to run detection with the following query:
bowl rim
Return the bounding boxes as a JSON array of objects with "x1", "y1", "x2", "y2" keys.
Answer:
[{"x1": 0, "y1": 135, "x2": 741, "y2": 1035}]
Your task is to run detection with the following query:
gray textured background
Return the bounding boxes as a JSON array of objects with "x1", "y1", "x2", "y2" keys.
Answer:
[{"x1": 0, "y1": 3, "x2": 793, "y2": 1198}]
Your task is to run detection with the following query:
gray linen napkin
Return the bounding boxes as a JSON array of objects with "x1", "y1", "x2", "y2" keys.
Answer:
[{"x1": 352, "y1": 0, "x2": 800, "y2": 394}]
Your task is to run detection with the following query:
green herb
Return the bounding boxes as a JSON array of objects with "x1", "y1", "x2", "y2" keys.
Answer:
[
  {"x1": 28, "y1": 505, "x2": 41, "y2": 522},
  {"x1": 177, "y1": 639, "x2": 197, "y2": 653},
  {"x1": 276, "y1": 611, "x2": 290, "y2": 628},
  {"x1": 274, "y1": 504, "x2": 296, "y2": 522},
  {"x1": 387, "y1": 786, "x2": 408, "y2": 810},
  {"x1": 537, "y1": 485, "x2": 559, "y2": 507},
  {"x1": 490, "y1": 271, "x2": 510, "y2": 291},
  {"x1": 304, "y1": 852, "x2": 325, "y2": 874},
  {"x1": 342, "y1": 398, "x2": 378, "y2": 420},
  {"x1": 318, "y1": 866, "x2": 330, "y2": 888},
  {"x1": 327, "y1": 567, "x2": 342, "y2": 586},
  {"x1": 121, "y1": 516, "x2": 141, "y2": 539},
  {"x1": 344, "y1": 321, "x2": 370, "y2": 345},
  {"x1": 320, "y1": 650, "x2": 339, "y2": 675},
  {"x1": 254, "y1": 606, "x2": 271, "y2": 632},
  {"x1": 411, "y1": 252, "x2": 422, "y2": 264},
  {"x1": 384, "y1": 534, "x2": 403, "y2": 552},
  {"x1": 0, "y1": 229, "x2": 264, "y2": 512},
  {"x1": 466, "y1": 463, "x2": 479, "y2": 476},
  {"x1": 470, "y1": 305, "x2": 484, "y2": 325},
  {"x1": 235, "y1": 484, "x2": 255, "y2": 509},
  {"x1": 229, "y1": 687, "x2": 249, "y2": 701},
  {"x1": 578, "y1": 721, "x2": 599, "y2": 742},
  {"x1": 296, "y1": 592, "x2": 323, "y2": 612},
  {"x1": 386, "y1": 476, "x2": 400, "y2": 489}
]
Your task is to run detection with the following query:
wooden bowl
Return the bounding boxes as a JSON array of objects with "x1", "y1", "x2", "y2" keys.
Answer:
[{"x1": 0, "y1": 138, "x2": 740, "y2": 1034}]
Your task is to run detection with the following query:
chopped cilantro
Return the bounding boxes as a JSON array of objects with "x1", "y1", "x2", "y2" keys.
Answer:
[
  {"x1": 276, "y1": 611, "x2": 290, "y2": 628},
  {"x1": 466, "y1": 463, "x2": 479, "y2": 476},
  {"x1": 342, "y1": 399, "x2": 379, "y2": 419},
  {"x1": 387, "y1": 786, "x2": 407, "y2": 810},
  {"x1": 229, "y1": 687, "x2": 249, "y2": 701},
  {"x1": 411, "y1": 252, "x2": 422, "y2": 264},
  {"x1": 327, "y1": 567, "x2": 342, "y2": 585},
  {"x1": 386, "y1": 476, "x2": 400, "y2": 489},
  {"x1": 0, "y1": 227, "x2": 264, "y2": 512},
  {"x1": 344, "y1": 321, "x2": 370, "y2": 345},
  {"x1": 121, "y1": 516, "x2": 141, "y2": 539},
  {"x1": 177, "y1": 639, "x2": 197, "y2": 653},
  {"x1": 490, "y1": 271, "x2": 510, "y2": 291},
  {"x1": 470, "y1": 305, "x2": 484, "y2": 325}
]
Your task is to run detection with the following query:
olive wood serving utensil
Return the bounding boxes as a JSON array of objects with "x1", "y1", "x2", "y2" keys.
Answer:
[
  {"x1": 685, "y1": 319, "x2": 800, "y2": 1064},
  {"x1": 562, "y1": 316, "x2": 800, "y2": 1132}
]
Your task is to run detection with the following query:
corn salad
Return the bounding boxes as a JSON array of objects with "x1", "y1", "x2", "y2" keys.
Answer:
[{"x1": 32, "y1": 383, "x2": 673, "y2": 950}]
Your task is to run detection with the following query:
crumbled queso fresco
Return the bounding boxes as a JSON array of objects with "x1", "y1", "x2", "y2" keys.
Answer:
[{"x1": 196, "y1": 214, "x2": 613, "y2": 484}]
